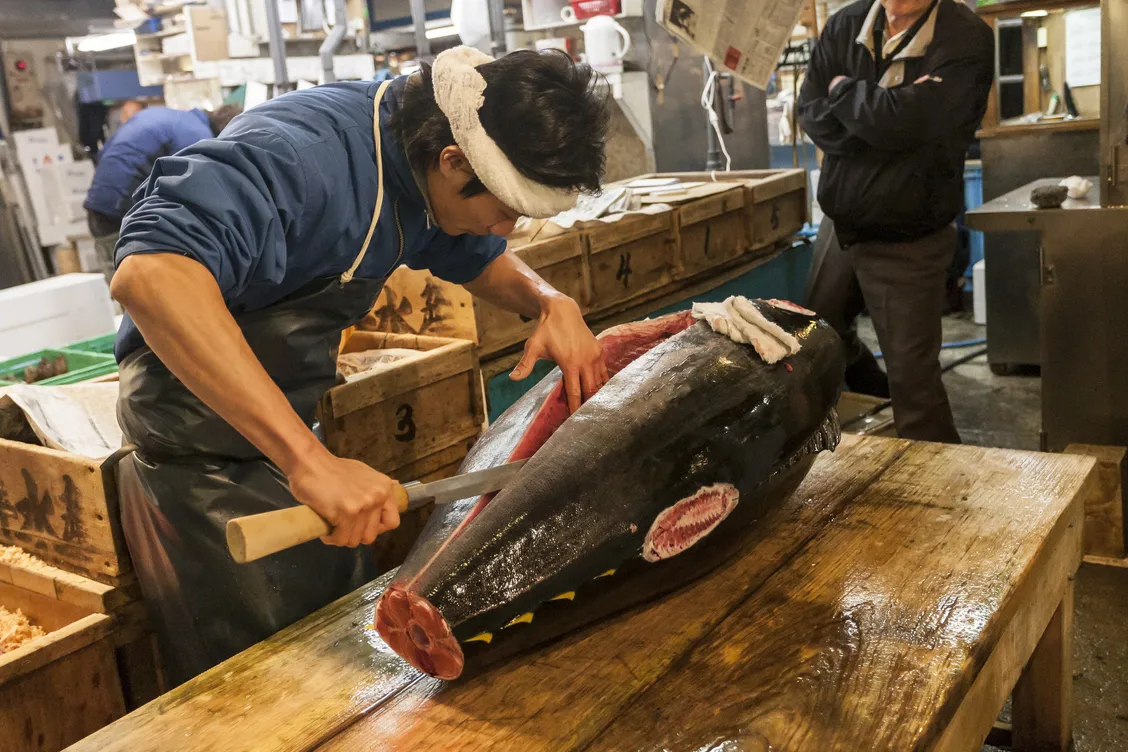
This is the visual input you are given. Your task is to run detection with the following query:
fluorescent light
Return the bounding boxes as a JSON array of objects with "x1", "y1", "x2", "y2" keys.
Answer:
[
  {"x1": 77, "y1": 31, "x2": 136, "y2": 52},
  {"x1": 1020, "y1": 10, "x2": 1048, "y2": 17},
  {"x1": 425, "y1": 25, "x2": 460, "y2": 40}
]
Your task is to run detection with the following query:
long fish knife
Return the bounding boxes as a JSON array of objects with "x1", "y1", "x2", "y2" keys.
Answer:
[{"x1": 226, "y1": 459, "x2": 528, "y2": 564}]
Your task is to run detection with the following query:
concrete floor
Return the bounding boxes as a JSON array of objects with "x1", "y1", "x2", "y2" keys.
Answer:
[{"x1": 856, "y1": 313, "x2": 1128, "y2": 752}]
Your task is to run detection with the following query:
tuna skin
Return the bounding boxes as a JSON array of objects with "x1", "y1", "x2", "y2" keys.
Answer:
[{"x1": 377, "y1": 302, "x2": 845, "y2": 679}]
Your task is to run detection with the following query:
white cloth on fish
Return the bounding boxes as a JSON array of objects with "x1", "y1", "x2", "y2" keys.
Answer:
[
  {"x1": 432, "y1": 46, "x2": 578, "y2": 219},
  {"x1": 691, "y1": 296, "x2": 801, "y2": 363}
]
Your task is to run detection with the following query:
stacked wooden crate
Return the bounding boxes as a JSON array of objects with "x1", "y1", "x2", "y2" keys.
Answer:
[
  {"x1": 0, "y1": 328, "x2": 487, "y2": 734},
  {"x1": 357, "y1": 169, "x2": 808, "y2": 362},
  {"x1": 0, "y1": 441, "x2": 133, "y2": 589},
  {"x1": 319, "y1": 331, "x2": 486, "y2": 571},
  {"x1": 0, "y1": 547, "x2": 155, "y2": 752},
  {"x1": 0, "y1": 439, "x2": 163, "y2": 718}
]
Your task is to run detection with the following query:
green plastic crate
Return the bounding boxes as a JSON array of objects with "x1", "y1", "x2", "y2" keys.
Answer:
[
  {"x1": 0, "y1": 348, "x2": 118, "y2": 387},
  {"x1": 65, "y1": 333, "x2": 117, "y2": 355}
]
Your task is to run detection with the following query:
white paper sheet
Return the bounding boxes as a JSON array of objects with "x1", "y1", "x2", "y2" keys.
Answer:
[
  {"x1": 0, "y1": 384, "x2": 121, "y2": 459},
  {"x1": 657, "y1": 0, "x2": 806, "y2": 90},
  {"x1": 1065, "y1": 7, "x2": 1101, "y2": 88}
]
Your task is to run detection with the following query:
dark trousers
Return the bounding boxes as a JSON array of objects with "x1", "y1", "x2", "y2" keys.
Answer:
[
  {"x1": 805, "y1": 219, "x2": 961, "y2": 444},
  {"x1": 87, "y1": 209, "x2": 122, "y2": 287},
  {"x1": 86, "y1": 208, "x2": 122, "y2": 238}
]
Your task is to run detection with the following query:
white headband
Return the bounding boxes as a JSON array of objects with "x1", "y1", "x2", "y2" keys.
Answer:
[{"x1": 432, "y1": 46, "x2": 579, "y2": 219}]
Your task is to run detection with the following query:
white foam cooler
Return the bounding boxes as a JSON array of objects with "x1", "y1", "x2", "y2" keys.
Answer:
[{"x1": 0, "y1": 274, "x2": 116, "y2": 357}]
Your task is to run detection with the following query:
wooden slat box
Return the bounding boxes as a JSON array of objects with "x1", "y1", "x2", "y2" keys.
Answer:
[
  {"x1": 356, "y1": 266, "x2": 478, "y2": 343},
  {"x1": 0, "y1": 441, "x2": 130, "y2": 585},
  {"x1": 0, "y1": 557, "x2": 129, "y2": 752},
  {"x1": 583, "y1": 209, "x2": 678, "y2": 313},
  {"x1": 836, "y1": 391, "x2": 897, "y2": 438},
  {"x1": 322, "y1": 331, "x2": 484, "y2": 475},
  {"x1": 672, "y1": 183, "x2": 748, "y2": 278},
  {"x1": 654, "y1": 169, "x2": 808, "y2": 256},
  {"x1": 321, "y1": 332, "x2": 486, "y2": 573}
]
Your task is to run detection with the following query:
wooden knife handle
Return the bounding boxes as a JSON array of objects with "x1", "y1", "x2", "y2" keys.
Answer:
[{"x1": 226, "y1": 483, "x2": 411, "y2": 563}]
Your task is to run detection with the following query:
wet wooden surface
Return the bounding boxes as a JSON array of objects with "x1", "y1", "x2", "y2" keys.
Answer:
[{"x1": 67, "y1": 436, "x2": 1097, "y2": 752}]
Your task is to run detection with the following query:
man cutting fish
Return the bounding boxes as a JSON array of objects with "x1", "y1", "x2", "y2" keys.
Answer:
[{"x1": 108, "y1": 46, "x2": 611, "y2": 684}]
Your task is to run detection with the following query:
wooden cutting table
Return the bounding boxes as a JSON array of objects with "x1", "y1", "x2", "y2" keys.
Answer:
[{"x1": 67, "y1": 436, "x2": 1098, "y2": 752}]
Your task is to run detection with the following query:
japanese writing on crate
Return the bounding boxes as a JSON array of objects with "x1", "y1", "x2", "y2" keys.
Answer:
[
  {"x1": 370, "y1": 278, "x2": 454, "y2": 336},
  {"x1": 0, "y1": 469, "x2": 86, "y2": 543}
]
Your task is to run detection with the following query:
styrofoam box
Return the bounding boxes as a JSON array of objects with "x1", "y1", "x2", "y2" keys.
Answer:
[
  {"x1": 0, "y1": 274, "x2": 116, "y2": 356},
  {"x1": 973, "y1": 259, "x2": 986, "y2": 325}
]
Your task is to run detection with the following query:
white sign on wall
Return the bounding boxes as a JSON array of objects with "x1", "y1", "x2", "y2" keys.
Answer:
[{"x1": 1065, "y1": 7, "x2": 1101, "y2": 88}]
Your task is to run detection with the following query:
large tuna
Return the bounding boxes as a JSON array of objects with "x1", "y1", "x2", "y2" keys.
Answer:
[{"x1": 375, "y1": 300, "x2": 845, "y2": 679}]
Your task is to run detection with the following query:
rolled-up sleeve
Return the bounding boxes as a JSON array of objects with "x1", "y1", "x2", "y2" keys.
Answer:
[
  {"x1": 410, "y1": 233, "x2": 507, "y2": 285},
  {"x1": 115, "y1": 130, "x2": 307, "y2": 300}
]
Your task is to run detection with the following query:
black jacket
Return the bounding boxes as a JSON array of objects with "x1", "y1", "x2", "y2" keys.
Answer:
[{"x1": 798, "y1": 0, "x2": 994, "y2": 245}]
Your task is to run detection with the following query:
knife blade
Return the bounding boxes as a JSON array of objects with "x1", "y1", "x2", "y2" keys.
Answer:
[
  {"x1": 226, "y1": 459, "x2": 529, "y2": 563},
  {"x1": 400, "y1": 459, "x2": 528, "y2": 512}
]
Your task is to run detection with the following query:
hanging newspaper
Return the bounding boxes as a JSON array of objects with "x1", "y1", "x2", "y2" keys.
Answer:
[{"x1": 657, "y1": 0, "x2": 807, "y2": 90}]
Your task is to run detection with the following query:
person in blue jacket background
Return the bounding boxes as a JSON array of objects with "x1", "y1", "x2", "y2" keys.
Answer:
[
  {"x1": 83, "y1": 102, "x2": 242, "y2": 283},
  {"x1": 108, "y1": 46, "x2": 613, "y2": 684}
]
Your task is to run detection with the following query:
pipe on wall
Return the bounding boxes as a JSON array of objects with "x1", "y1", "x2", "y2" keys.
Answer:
[
  {"x1": 263, "y1": 0, "x2": 289, "y2": 92},
  {"x1": 319, "y1": 0, "x2": 348, "y2": 83}
]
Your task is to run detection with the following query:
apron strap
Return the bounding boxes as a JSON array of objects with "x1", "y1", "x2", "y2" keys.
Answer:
[{"x1": 340, "y1": 79, "x2": 394, "y2": 285}]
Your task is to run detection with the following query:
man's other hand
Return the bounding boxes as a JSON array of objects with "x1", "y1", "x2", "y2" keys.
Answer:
[{"x1": 511, "y1": 294, "x2": 609, "y2": 413}]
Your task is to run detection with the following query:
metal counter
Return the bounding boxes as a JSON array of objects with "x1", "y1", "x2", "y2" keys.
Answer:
[
  {"x1": 978, "y1": 126, "x2": 1100, "y2": 370},
  {"x1": 967, "y1": 178, "x2": 1128, "y2": 450}
]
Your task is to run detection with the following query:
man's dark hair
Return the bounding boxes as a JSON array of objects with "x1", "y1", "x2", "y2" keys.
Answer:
[
  {"x1": 208, "y1": 105, "x2": 243, "y2": 136},
  {"x1": 390, "y1": 49, "x2": 610, "y2": 198}
]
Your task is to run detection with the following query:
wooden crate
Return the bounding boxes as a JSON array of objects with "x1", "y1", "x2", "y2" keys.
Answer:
[
  {"x1": 673, "y1": 184, "x2": 748, "y2": 278},
  {"x1": 1064, "y1": 444, "x2": 1128, "y2": 560},
  {"x1": 0, "y1": 558, "x2": 129, "y2": 752},
  {"x1": 836, "y1": 391, "x2": 896, "y2": 437},
  {"x1": 584, "y1": 210, "x2": 678, "y2": 313},
  {"x1": 473, "y1": 231, "x2": 590, "y2": 357},
  {"x1": 321, "y1": 332, "x2": 485, "y2": 574},
  {"x1": 650, "y1": 169, "x2": 808, "y2": 255},
  {"x1": 356, "y1": 266, "x2": 477, "y2": 343},
  {"x1": 0, "y1": 441, "x2": 130, "y2": 584},
  {"x1": 322, "y1": 331, "x2": 484, "y2": 473}
]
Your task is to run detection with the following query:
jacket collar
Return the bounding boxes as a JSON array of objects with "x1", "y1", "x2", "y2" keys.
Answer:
[{"x1": 856, "y1": 0, "x2": 941, "y2": 61}]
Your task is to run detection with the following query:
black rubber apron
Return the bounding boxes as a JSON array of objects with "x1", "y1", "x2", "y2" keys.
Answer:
[{"x1": 116, "y1": 80, "x2": 396, "y2": 686}]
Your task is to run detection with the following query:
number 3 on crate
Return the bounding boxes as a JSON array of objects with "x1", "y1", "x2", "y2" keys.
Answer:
[{"x1": 395, "y1": 404, "x2": 417, "y2": 443}]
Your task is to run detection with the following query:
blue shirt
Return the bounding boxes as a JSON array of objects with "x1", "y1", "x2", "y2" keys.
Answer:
[
  {"x1": 85, "y1": 107, "x2": 212, "y2": 219},
  {"x1": 113, "y1": 78, "x2": 507, "y2": 361}
]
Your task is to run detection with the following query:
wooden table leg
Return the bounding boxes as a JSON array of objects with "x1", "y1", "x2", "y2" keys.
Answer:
[{"x1": 1011, "y1": 580, "x2": 1075, "y2": 752}]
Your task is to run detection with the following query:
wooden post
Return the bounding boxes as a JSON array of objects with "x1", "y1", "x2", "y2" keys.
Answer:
[
  {"x1": 1064, "y1": 444, "x2": 1128, "y2": 560},
  {"x1": 1011, "y1": 580, "x2": 1074, "y2": 752}
]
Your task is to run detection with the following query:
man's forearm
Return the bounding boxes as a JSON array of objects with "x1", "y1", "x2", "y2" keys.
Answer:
[
  {"x1": 111, "y1": 253, "x2": 328, "y2": 475},
  {"x1": 462, "y1": 250, "x2": 569, "y2": 318}
]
